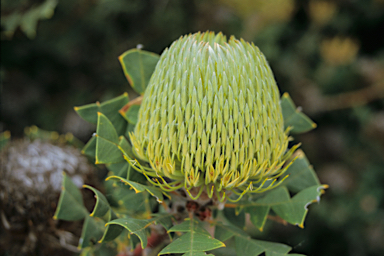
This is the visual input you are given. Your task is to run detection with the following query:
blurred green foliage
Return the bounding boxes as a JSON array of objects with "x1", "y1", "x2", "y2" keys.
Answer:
[{"x1": 1, "y1": 0, "x2": 384, "y2": 256}]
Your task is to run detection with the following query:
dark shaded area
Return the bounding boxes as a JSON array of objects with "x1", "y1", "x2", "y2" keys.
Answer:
[{"x1": 1, "y1": 0, "x2": 384, "y2": 256}]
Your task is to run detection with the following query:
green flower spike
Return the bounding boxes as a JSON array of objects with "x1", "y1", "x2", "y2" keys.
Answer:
[{"x1": 129, "y1": 31, "x2": 299, "y2": 202}]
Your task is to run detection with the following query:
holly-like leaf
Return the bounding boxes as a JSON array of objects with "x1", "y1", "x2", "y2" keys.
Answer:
[
  {"x1": 95, "y1": 112, "x2": 124, "y2": 164},
  {"x1": 214, "y1": 223, "x2": 304, "y2": 256},
  {"x1": 281, "y1": 150, "x2": 321, "y2": 193},
  {"x1": 107, "y1": 162, "x2": 129, "y2": 177},
  {"x1": 235, "y1": 236, "x2": 291, "y2": 256},
  {"x1": 150, "y1": 214, "x2": 174, "y2": 233},
  {"x1": 182, "y1": 252, "x2": 215, "y2": 256},
  {"x1": 241, "y1": 185, "x2": 326, "y2": 230},
  {"x1": 83, "y1": 185, "x2": 110, "y2": 218},
  {"x1": 79, "y1": 215, "x2": 105, "y2": 249},
  {"x1": 53, "y1": 173, "x2": 87, "y2": 221},
  {"x1": 244, "y1": 205, "x2": 270, "y2": 231},
  {"x1": 120, "y1": 104, "x2": 141, "y2": 125},
  {"x1": 281, "y1": 93, "x2": 316, "y2": 134},
  {"x1": 158, "y1": 218, "x2": 225, "y2": 255},
  {"x1": 99, "y1": 210, "x2": 124, "y2": 243},
  {"x1": 82, "y1": 136, "x2": 97, "y2": 159},
  {"x1": 105, "y1": 218, "x2": 151, "y2": 249},
  {"x1": 75, "y1": 93, "x2": 129, "y2": 135},
  {"x1": 223, "y1": 207, "x2": 245, "y2": 229},
  {"x1": 107, "y1": 176, "x2": 164, "y2": 203},
  {"x1": 119, "y1": 49, "x2": 160, "y2": 95}
]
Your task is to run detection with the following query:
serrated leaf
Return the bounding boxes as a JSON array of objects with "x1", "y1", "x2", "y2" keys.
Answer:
[
  {"x1": 281, "y1": 93, "x2": 316, "y2": 133},
  {"x1": 159, "y1": 218, "x2": 225, "y2": 255},
  {"x1": 168, "y1": 219, "x2": 210, "y2": 235},
  {"x1": 105, "y1": 218, "x2": 151, "y2": 249},
  {"x1": 54, "y1": 173, "x2": 87, "y2": 221},
  {"x1": 235, "y1": 236, "x2": 291, "y2": 256},
  {"x1": 214, "y1": 223, "x2": 246, "y2": 242},
  {"x1": 95, "y1": 113, "x2": 124, "y2": 164},
  {"x1": 106, "y1": 181, "x2": 147, "y2": 212},
  {"x1": 119, "y1": 49, "x2": 160, "y2": 94},
  {"x1": 182, "y1": 252, "x2": 215, "y2": 256},
  {"x1": 107, "y1": 162, "x2": 129, "y2": 177},
  {"x1": 118, "y1": 135, "x2": 134, "y2": 159},
  {"x1": 99, "y1": 210, "x2": 124, "y2": 243},
  {"x1": 215, "y1": 223, "x2": 300, "y2": 256},
  {"x1": 82, "y1": 135, "x2": 97, "y2": 159},
  {"x1": 120, "y1": 104, "x2": 141, "y2": 125},
  {"x1": 223, "y1": 207, "x2": 245, "y2": 229},
  {"x1": 75, "y1": 93, "x2": 129, "y2": 135},
  {"x1": 151, "y1": 214, "x2": 174, "y2": 232},
  {"x1": 251, "y1": 185, "x2": 326, "y2": 228},
  {"x1": 281, "y1": 150, "x2": 321, "y2": 193},
  {"x1": 107, "y1": 176, "x2": 164, "y2": 202},
  {"x1": 75, "y1": 102, "x2": 100, "y2": 124},
  {"x1": 244, "y1": 205, "x2": 270, "y2": 231},
  {"x1": 83, "y1": 185, "x2": 110, "y2": 218},
  {"x1": 79, "y1": 216, "x2": 105, "y2": 249}
]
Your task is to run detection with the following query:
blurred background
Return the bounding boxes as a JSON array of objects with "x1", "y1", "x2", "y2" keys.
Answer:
[{"x1": 1, "y1": 0, "x2": 384, "y2": 255}]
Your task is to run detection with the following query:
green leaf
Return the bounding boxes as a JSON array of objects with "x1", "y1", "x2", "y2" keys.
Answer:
[
  {"x1": 252, "y1": 185, "x2": 326, "y2": 228},
  {"x1": 120, "y1": 104, "x2": 141, "y2": 125},
  {"x1": 99, "y1": 210, "x2": 124, "y2": 243},
  {"x1": 79, "y1": 216, "x2": 105, "y2": 249},
  {"x1": 107, "y1": 162, "x2": 129, "y2": 177},
  {"x1": 214, "y1": 223, "x2": 300, "y2": 256},
  {"x1": 83, "y1": 185, "x2": 110, "y2": 218},
  {"x1": 151, "y1": 214, "x2": 174, "y2": 232},
  {"x1": 105, "y1": 218, "x2": 151, "y2": 249},
  {"x1": 282, "y1": 150, "x2": 321, "y2": 193},
  {"x1": 107, "y1": 176, "x2": 164, "y2": 203},
  {"x1": 182, "y1": 252, "x2": 215, "y2": 256},
  {"x1": 214, "y1": 223, "x2": 247, "y2": 242},
  {"x1": 168, "y1": 219, "x2": 210, "y2": 235},
  {"x1": 235, "y1": 236, "x2": 291, "y2": 256},
  {"x1": 119, "y1": 49, "x2": 160, "y2": 94},
  {"x1": 2, "y1": 0, "x2": 58, "y2": 39},
  {"x1": 54, "y1": 173, "x2": 87, "y2": 221},
  {"x1": 159, "y1": 218, "x2": 225, "y2": 255},
  {"x1": 95, "y1": 113, "x2": 124, "y2": 164},
  {"x1": 118, "y1": 135, "x2": 134, "y2": 159},
  {"x1": 244, "y1": 205, "x2": 270, "y2": 231},
  {"x1": 81, "y1": 135, "x2": 97, "y2": 159},
  {"x1": 223, "y1": 207, "x2": 245, "y2": 229},
  {"x1": 75, "y1": 102, "x2": 100, "y2": 124},
  {"x1": 281, "y1": 93, "x2": 316, "y2": 134},
  {"x1": 0, "y1": 131, "x2": 11, "y2": 151},
  {"x1": 75, "y1": 93, "x2": 129, "y2": 135}
]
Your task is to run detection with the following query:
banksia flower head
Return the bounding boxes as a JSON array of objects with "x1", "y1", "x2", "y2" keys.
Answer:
[{"x1": 129, "y1": 31, "x2": 298, "y2": 202}]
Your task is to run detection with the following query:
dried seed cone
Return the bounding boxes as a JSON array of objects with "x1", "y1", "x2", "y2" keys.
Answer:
[{"x1": 130, "y1": 31, "x2": 296, "y2": 201}]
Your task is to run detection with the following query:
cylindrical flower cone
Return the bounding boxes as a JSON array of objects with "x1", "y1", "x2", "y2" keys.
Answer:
[{"x1": 129, "y1": 31, "x2": 298, "y2": 202}]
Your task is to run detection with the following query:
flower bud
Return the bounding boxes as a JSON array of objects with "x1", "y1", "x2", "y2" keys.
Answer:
[{"x1": 130, "y1": 31, "x2": 297, "y2": 201}]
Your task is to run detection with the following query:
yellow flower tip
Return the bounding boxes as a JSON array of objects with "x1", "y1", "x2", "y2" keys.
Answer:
[
  {"x1": 130, "y1": 31, "x2": 297, "y2": 200},
  {"x1": 298, "y1": 223, "x2": 304, "y2": 229},
  {"x1": 73, "y1": 106, "x2": 79, "y2": 111}
]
